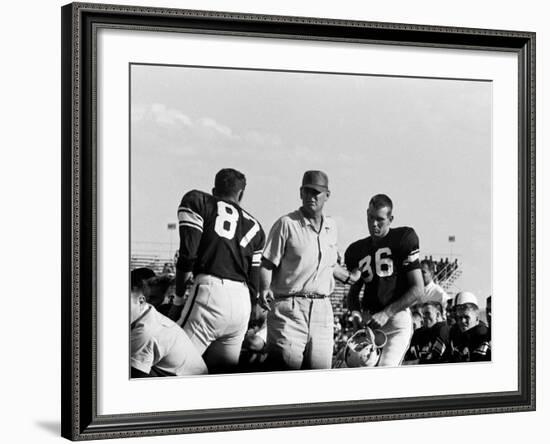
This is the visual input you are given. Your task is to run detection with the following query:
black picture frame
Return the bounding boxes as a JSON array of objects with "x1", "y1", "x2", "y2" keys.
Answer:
[{"x1": 61, "y1": 2, "x2": 536, "y2": 440}]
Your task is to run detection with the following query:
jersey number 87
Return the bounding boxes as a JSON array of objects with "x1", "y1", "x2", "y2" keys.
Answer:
[{"x1": 214, "y1": 201, "x2": 260, "y2": 248}]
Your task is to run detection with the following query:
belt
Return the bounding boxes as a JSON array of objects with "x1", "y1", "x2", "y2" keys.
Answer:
[{"x1": 279, "y1": 292, "x2": 328, "y2": 299}]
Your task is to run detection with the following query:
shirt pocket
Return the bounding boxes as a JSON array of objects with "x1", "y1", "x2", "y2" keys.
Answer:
[{"x1": 322, "y1": 239, "x2": 338, "y2": 267}]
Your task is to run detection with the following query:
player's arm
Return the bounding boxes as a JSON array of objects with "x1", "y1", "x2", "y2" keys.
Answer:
[
  {"x1": 369, "y1": 268, "x2": 423, "y2": 330},
  {"x1": 387, "y1": 268, "x2": 423, "y2": 316},
  {"x1": 470, "y1": 330, "x2": 491, "y2": 362},
  {"x1": 370, "y1": 229, "x2": 424, "y2": 329},
  {"x1": 333, "y1": 263, "x2": 361, "y2": 285},
  {"x1": 174, "y1": 191, "x2": 204, "y2": 299},
  {"x1": 425, "y1": 324, "x2": 450, "y2": 363}
]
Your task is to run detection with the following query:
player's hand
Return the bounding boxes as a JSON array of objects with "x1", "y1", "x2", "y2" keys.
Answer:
[
  {"x1": 258, "y1": 289, "x2": 274, "y2": 311},
  {"x1": 175, "y1": 270, "x2": 193, "y2": 297},
  {"x1": 350, "y1": 310, "x2": 363, "y2": 331},
  {"x1": 368, "y1": 310, "x2": 390, "y2": 329},
  {"x1": 333, "y1": 264, "x2": 349, "y2": 283}
]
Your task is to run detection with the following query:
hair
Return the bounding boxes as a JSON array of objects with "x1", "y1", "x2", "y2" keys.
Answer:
[
  {"x1": 214, "y1": 168, "x2": 246, "y2": 198},
  {"x1": 369, "y1": 194, "x2": 393, "y2": 214},
  {"x1": 422, "y1": 301, "x2": 443, "y2": 314},
  {"x1": 130, "y1": 267, "x2": 156, "y2": 290},
  {"x1": 147, "y1": 274, "x2": 175, "y2": 295},
  {"x1": 456, "y1": 302, "x2": 479, "y2": 313},
  {"x1": 420, "y1": 259, "x2": 435, "y2": 274}
]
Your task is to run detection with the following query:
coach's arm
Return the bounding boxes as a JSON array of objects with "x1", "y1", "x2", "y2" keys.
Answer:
[
  {"x1": 368, "y1": 268, "x2": 424, "y2": 329},
  {"x1": 258, "y1": 258, "x2": 276, "y2": 311}
]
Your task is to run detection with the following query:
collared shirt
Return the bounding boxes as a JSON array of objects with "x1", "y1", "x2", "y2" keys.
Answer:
[
  {"x1": 263, "y1": 209, "x2": 339, "y2": 296},
  {"x1": 131, "y1": 304, "x2": 207, "y2": 376},
  {"x1": 424, "y1": 281, "x2": 449, "y2": 306}
]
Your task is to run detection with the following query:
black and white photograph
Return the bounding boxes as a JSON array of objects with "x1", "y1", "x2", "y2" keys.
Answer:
[
  {"x1": 55, "y1": 1, "x2": 539, "y2": 441},
  {"x1": 129, "y1": 64, "x2": 492, "y2": 377}
]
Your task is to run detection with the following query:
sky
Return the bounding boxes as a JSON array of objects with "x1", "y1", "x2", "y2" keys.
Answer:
[{"x1": 130, "y1": 64, "x2": 492, "y2": 303}]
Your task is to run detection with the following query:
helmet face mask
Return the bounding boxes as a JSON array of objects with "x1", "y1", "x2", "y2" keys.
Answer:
[{"x1": 344, "y1": 328, "x2": 386, "y2": 367}]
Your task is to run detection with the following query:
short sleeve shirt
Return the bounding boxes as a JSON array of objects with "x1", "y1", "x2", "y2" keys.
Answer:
[
  {"x1": 263, "y1": 209, "x2": 339, "y2": 296},
  {"x1": 131, "y1": 304, "x2": 207, "y2": 376},
  {"x1": 424, "y1": 281, "x2": 449, "y2": 306}
]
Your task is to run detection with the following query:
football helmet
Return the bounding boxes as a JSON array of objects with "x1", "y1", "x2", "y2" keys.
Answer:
[{"x1": 344, "y1": 327, "x2": 387, "y2": 367}]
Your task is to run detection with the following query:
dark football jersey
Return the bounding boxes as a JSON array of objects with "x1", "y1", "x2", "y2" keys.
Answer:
[
  {"x1": 175, "y1": 190, "x2": 265, "y2": 291},
  {"x1": 408, "y1": 321, "x2": 450, "y2": 364},
  {"x1": 344, "y1": 227, "x2": 420, "y2": 313},
  {"x1": 448, "y1": 322, "x2": 491, "y2": 362}
]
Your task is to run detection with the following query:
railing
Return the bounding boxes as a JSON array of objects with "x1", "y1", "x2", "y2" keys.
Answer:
[
  {"x1": 130, "y1": 253, "x2": 461, "y2": 311},
  {"x1": 130, "y1": 253, "x2": 174, "y2": 275}
]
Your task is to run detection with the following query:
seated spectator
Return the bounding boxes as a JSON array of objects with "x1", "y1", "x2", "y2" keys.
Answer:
[
  {"x1": 162, "y1": 262, "x2": 175, "y2": 275},
  {"x1": 334, "y1": 316, "x2": 343, "y2": 338},
  {"x1": 420, "y1": 260, "x2": 449, "y2": 306},
  {"x1": 144, "y1": 274, "x2": 176, "y2": 318},
  {"x1": 448, "y1": 291, "x2": 491, "y2": 362},
  {"x1": 130, "y1": 268, "x2": 207, "y2": 377},
  {"x1": 406, "y1": 301, "x2": 450, "y2": 364},
  {"x1": 445, "y1": 299, "x2": 456, "y2": 326}
]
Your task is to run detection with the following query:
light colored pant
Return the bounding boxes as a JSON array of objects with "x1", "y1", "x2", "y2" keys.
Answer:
[
  {"x1": 377, "y1": 308, "x2": 413, "y2": 367},
  {"x1": 177, "y1": 274, "x2": 250, "y2": 373},
  {"x1": 266, "y1": 296, "x2": 334, "y2": 370}
]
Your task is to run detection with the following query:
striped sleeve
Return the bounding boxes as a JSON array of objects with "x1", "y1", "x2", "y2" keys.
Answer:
[
  {"x1": 178, "y1": 206, "x2": 204, "y2": 232},
  {"x1": 401, "y1": 228, "x2": 421, "y2": 272},
  {"x1": 176, "y1": 190, "x2": 207, "y2": 272},
  {"x1": 471, "y1": 340, "x2": 491, "y2": 362},
  {"x1": 251, "y1": 249, "x2": 263, "y2": 267}
]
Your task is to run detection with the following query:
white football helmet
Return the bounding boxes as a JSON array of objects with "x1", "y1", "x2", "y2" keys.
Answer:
[{"x1": 344, "y1": 327, "x2": 387, "y2": 368}]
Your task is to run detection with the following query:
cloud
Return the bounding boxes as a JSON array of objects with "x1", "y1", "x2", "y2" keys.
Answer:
[
  {"x1": 243, "y1": 130, "x2": 282, "y2": 148},
  {"x1": 198, "y1": 117, "x2": 235, "y2": 138},
  {"x1": 133, "y1": 103, "x2": 241, "y2": 141},
  {"x1": 151, "y1": 103, "x2": 193, "y2": 127}
]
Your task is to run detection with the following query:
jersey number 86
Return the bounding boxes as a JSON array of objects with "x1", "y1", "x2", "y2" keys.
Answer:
[{"x1": 358, "y1": 247, "x2": 394, "y2": 282}]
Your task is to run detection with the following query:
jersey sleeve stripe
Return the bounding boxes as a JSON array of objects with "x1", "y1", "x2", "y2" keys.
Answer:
[
  {"x1": 403, "y1": 251, "x2": 420, "y2": 265},
  {"x1": 178, "y1": 207, "x2": 204, "y2": 226},
  {"x1": 251, "y1": 252, "x2": 262, "y2": 266},
  {"x1": 474, "y1": 343, "x2": 490, "y2": 355},
  {"x1": 179, "y1": 221, "x2": 203, "y2": 232}
]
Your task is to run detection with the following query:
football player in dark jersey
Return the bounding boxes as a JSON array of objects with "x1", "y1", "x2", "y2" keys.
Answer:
[
  {"x1": 172, "y1": 168, "x2": 266, "y2": 374},
  {"x1": 344, "y1": 194, "x2": 424, "y2": 367},
  {"x1": 448, "y1": 291, "x2": 491, "y2": 362},
  {"x1": 406, "y1": 301, "x2": 450, "y2": 364}
]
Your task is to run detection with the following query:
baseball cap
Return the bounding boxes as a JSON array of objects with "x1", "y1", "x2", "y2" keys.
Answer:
[
  {"x1": 454, "y1": 291, "x2": 478, "y2": 307},
  {"x1": 301, "y1": 170, "x2": 329, "y2": 192}
]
